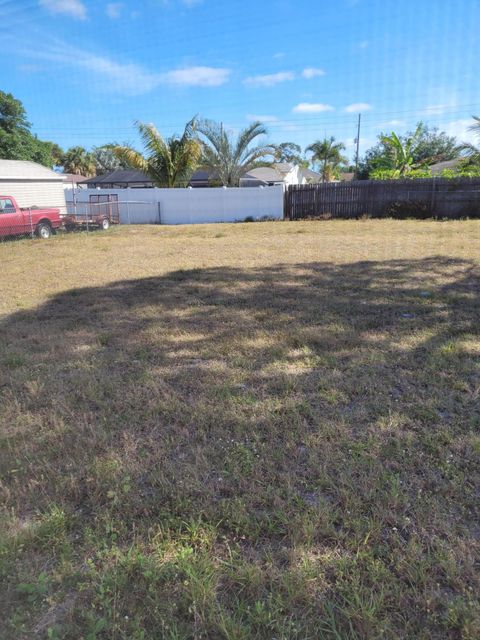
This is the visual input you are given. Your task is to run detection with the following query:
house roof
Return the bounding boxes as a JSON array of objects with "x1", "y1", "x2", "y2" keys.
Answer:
[
  {"x1": 0, "y1": 159, "x2": 64, "y2": 181},
  {"x1": 189, "y1": 168, "x2": 220, "y2": 184},
  {"x1": 300, "y1": 167, "x2": 322, "y2": 182},
  {"x1": 60, "y1": 173, "x2": 88, "y2": 182},
  {"x1": 81, "y1": 170, "x2": 152, "y2": 185},
  {"x1": 429, "y1": 158, "x2": 462, "y2": 174},
  {"x1": 241, "y1": 166, "x2": 285, "y2": 184}
]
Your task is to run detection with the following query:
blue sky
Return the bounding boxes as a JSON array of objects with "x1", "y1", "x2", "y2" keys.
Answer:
[{"x1": 1, "y1": 0, "x2": 480, "y2": 161}]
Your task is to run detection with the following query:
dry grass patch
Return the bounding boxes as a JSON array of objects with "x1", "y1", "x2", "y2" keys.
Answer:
[{"x1": 0, "y1": 221, "x2": 479, "y2": 639}]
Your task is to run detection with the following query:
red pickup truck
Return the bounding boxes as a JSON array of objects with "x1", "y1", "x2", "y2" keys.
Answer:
[{"x1": 0, "y1": 196, "x2": 62, "y2": 239}]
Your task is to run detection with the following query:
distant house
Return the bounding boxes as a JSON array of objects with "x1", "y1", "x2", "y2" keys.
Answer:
[
  {"x1": 429, "y1": 158, "x2": 462, "y2": 175},
  {"x1": 61, "y1": 173, "x2": 88, "y2": 189},
  {"x1": 240, "y1": 163, "x2": 322, "y2": 188},
  {"x1": 0, "y1": 159, "x2": 66, "y2": 209},
  {"x1": 81, "y1": 170, "x2": 154, "y2": 189},
  {"x1": 189, "y1": 168, "x2": 220, "y2": 188},
  {"x1": 300, "y1": 167, "x2": 325, "y2": 184}
]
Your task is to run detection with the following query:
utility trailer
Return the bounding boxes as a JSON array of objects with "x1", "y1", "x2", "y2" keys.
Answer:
[{"x1": 64, "y1": 194, "x2": 120, "y2": 230}]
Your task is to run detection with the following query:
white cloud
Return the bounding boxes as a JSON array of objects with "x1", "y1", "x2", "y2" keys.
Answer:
[
  {"x1": 441, "y1": 118, "x2": 477, "y2": 145},
  {"x1": 16, "y1": 39, "x2": 230, "y2": 93},
  {"x1": 181, "y1": 0, "x2": 203, "y2": 6},
  {"x1": 273, "y1": 52, "x2": 285, "y2": 59},
  {"x1": 246, "y1": 114, "x2": 279, "y2": 123},
  {"x1": 39, "y1": 0, "x2": 87, "y2": 20},
  {"x1": 106, "y1": 3, "x2": 123, "y2": 19},
  {"x1": 344, "y1": 102, "x2": 372, "y2": 113},
  {"x1": 292, "y1": 102, "x2": 334, "y2": 113},
  {"x1": 301, "y1": 67, "x2": 325, "y2": 79},
  {"x1": 244, "y1": 71, "x2": 294, "y2": 87},
  {"x1": 359, "y1": 40, "x2": 369, "y2": 49},
  {"x1": 385, "y1": 119, "x2": 405, "y2": 126},
  {"x1": 163, "y1": 66, "x2": 230, "y2": 87}
]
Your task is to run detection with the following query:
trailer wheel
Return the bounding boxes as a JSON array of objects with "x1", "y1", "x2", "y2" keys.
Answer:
[
  {"x1": 36, "y1": 222, "x2": 52, "y2": 239},
  {"x1": 100, "y1": 218, "x2": 110, "y2": 230}
]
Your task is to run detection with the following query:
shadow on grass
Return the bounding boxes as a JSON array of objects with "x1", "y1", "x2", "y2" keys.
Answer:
[{"x1": 0, "y1": 256, "x2": 479, "y2": 639}]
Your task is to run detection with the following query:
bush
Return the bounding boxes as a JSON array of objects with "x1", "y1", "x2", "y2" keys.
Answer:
[
  {"x1": 370, "y1": 168, "x2": 432, "y2": 180},
  {"x1": 385, "y1": 200, "x2": 431, "y2": 219}
]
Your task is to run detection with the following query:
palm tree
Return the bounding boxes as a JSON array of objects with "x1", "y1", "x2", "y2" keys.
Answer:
[
  {"x1": 458, "y1": 116, "x2": 480, "y2": 164},
  {"x1": 62, "y1": 146, "x2": 96, "y2": 177},
  {"x1": 197, "y1": 120, "x2": 275, "y2": 186},
  {"x1": 379, "y1": 124, "x2": 423, "y2": 176},
  {"x1": 306, "y1": 137, "x2": 347, "y2": 182},
  {"x1": 113, "y1": 118, "x2": 201, "y2": 188}
]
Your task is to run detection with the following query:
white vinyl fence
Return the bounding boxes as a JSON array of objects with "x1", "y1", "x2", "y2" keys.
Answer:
[{"x1": 66, "y1": 186, "x2": 284, "y2": 225}]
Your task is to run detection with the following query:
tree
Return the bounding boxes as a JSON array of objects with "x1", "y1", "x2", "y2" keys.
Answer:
[
  {"x1": 50, "y1": 143, "x2": 65, "y2": 167},
  {"x1": 0, "y1": 91, "x2": 60, "y2": 168},
  {"x1": 197, "y1": 120, "x2": 275, "y2": 186},
  {"x1": 92, "y1": 145, "x2": 131, "y2": 174},
  {"x1": 113, "y1": 119, "x2": 201, "y2": 187},
  {"x1": 458, "y1": 115, "x2": 480, "y2": 165},
  {"x1": 61, "y1": 146, "x2": 96, "y2": 177},
  {"x1": 306, "y1": 136, "x2": 347, "y2": 182},
  {"x1": 413, "y1": 123, "x2": 459, "y2": 164},
  {"x1": 360, "y1": 122, "x2": 459, "y2": 179},
  {"x1": 378, "y1": 125, "x2": 424, "y2": 176},
  {"x1": 273, "y1": 142, "x2": 307, "y2": 166},
  {"x1": 0, "y1": 91, "x2": 30, "y2": 134}
]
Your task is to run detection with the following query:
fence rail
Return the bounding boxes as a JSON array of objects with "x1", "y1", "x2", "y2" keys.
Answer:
[{"x1": 285, "y1": 178, "x2": 480, "y2": 220}]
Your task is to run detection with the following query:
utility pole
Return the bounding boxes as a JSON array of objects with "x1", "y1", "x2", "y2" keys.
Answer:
[{"x1": 354, "y1": 113, "x2": 361, "y2": 179}]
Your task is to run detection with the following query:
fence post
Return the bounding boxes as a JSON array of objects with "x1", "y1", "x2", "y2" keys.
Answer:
[
  {"x1": 430, "y1": 177, "x2": 436, "y2": 217},
  {"x1": 28, "y1": 207, "x2": 34, "y2": 238}
]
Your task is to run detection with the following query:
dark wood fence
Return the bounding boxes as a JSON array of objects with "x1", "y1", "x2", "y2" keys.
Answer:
[{"x1": 285, "y1": 178, "x2": 480, "y2": 220}]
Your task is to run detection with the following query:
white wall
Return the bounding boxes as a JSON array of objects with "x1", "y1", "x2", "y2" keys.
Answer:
[
  {"x1": 0, "y1": 179, "x2": 67, "y2": 210},
  {"x1": 66, "y1": 186, "x2": 284, "y2": 225}
]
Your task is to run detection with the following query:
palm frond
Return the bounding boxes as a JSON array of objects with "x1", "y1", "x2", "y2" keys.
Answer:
[
  {"x1": 113, "y1": 146, "x2": 148, "y2": 172},
  {"x1": 198, "y1": 119, "x2": 272, "y2": 185}
]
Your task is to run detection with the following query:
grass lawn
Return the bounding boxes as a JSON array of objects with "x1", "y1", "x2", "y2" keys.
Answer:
[{"x1": 0, "y1": 220, "x2": 479, "y2": 639}]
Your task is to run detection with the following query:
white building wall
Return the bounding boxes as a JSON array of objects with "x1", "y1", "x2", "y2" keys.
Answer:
[
  {"x1": 67, "y1": 186, "x2": 284, "y2": 225},
  {"x1": 0, "y1": 179, "x2": 67, "y2": 210}
]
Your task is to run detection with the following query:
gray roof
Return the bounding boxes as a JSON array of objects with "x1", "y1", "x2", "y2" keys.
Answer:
[
  {"x1": 300, "y1": 167, "x2": 322, "y2": 182},
  {"x1": 429, "y1": 158, "x2": 462, "y2": 174},
  {"x1": 0, "y1": 159, "x2": 63, "y2": 181},
  {"x1": 189, "y1": 168, "x2": 220, "y2": 185},
  {"x1": 81, "y1": 170, "x2": 152, "y2": 185},
  {"x1": 241, "y1": 167, "x2": 285, "y2": 184}
]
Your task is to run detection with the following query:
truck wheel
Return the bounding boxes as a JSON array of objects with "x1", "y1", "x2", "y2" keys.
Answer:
[
  {"x1": 36, "y1": 222, "x2": 52, "y2": 239},
  {"x1": 100, "y1": 218, "x2": 110, "y2": 230}
]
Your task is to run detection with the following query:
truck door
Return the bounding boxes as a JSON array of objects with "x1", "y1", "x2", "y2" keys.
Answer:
[{"x1": 0, "y1": 198, "x2": 24, "y2": 237}]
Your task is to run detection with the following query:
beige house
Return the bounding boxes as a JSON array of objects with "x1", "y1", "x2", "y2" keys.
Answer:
[{"x1": 0, "y1": 160, "x2": 66, "y2": 209}]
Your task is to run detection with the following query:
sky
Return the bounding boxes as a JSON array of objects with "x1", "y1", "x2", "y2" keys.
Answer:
[{"x1": 1, "y1": 0, "x2": 480, "y2": 162}]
